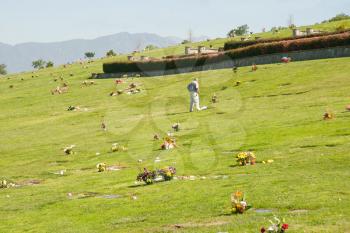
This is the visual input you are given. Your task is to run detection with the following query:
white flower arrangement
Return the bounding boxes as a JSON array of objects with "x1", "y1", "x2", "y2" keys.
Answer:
[
  {"x1": 64, "y1": 145, "x2": 75, "y2": 155},
  {"x1": 111, "y1": 143, "x2": 128, "y2": 152},
  {"x1": 0, "y1": 179, "x2": 15, "y2": 189}
]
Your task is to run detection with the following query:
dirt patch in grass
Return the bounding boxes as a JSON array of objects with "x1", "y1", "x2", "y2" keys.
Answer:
[
  {"x1": 20, "y1": 179, "x2": 42, "y2": 186},
  {"x1": 168, "y1": 220, "x2": 230, "y2": 229},
  {"x1": 67, "y1": 192, "x2": 99, "y2": 199},
  {"x1": 97, "y1": 194, "x2": 123, "y2": 199},
  {"x1": 254, "y1": 208, "x2": 273, "y2": 213},
  {"x1": 107, "y1": 165, "x2": 127, "y2": 171}
]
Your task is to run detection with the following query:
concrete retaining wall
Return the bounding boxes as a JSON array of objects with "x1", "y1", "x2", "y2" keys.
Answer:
[{"x1": 94, "y1": 46, "x2": 350, "y2": 79}]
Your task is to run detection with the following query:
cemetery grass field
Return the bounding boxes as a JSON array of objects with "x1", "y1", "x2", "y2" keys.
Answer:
[{"x1": 0, "y1": 57, "x2": 350, "y2": 232}]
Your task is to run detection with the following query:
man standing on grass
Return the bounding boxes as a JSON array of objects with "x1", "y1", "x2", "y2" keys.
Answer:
[{"x1": 187, "y1": 78, "x2": 207, "y2": 112}]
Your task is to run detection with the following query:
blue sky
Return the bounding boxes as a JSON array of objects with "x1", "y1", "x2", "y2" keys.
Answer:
[{"x1": 1, "y1": 0, "x2": 349, "y2": 44}]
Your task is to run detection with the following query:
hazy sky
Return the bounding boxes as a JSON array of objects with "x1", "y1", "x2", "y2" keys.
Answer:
[{"x1": 1, "y1": 0, "x2": 349, "y2": 44}]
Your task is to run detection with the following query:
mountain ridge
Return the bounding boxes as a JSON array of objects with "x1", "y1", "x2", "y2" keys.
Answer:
[{"x1": 0, "y1": 32, "x2": 209, "y2": 73}]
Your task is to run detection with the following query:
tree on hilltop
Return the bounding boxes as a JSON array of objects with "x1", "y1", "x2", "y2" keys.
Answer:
[
  {"x1": 32, "y1": 59, "x2": 46, "y2": 70},
  {"x1": 106, "y1": 50, "x2": 117, "y2": 57},
  {"x1": 144, "y1": 45, "x2": 158, "y2": 51},
  {"x1": 46, "y1": 61, "x2": 54, "y2": 68},
  {"x1": 227, "y1": 24, "x2": 249, "y2": 37},
  {"x1": 85, "y1": 52, "x2": 95, "y2": 59}
]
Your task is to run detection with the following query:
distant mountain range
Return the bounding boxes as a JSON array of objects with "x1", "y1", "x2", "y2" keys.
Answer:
[{"x1": 0, "y1": 32, "x2": 208, "y2": 73}]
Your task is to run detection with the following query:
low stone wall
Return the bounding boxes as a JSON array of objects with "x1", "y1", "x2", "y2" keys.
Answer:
[{"x1": 94, "y1": 46, "x2": 350, "y2": 79}]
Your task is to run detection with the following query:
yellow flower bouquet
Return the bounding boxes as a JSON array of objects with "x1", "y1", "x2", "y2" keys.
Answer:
[
  {"x1": 96, "y1": 163, "x2": 107, "y2": 172},
  {"x1": 236, "y1": 151, "x2": 256, "y2": 166}
]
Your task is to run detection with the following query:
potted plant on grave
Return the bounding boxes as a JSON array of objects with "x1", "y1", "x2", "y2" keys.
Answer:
[
  {"x1": 231, "y1": 191, "x2": 251, "y2": 214},
  {"x1": 161, "y1": 137, "x2": 176, "y2": 150},
  {"x1": 260, "y1": 216, "x2": 289, "y2": 233},
  {"x1": 158, "y1": 166, "x2": 176, "y2": 181},
  {"x1": 136, "y1": 168, "x2": 157, "y2": 185},
  {"x1": 63, "y1": 145, "x2": 75, "y2": 155},
  {"x1": 236, "y1": 152, "x2": 256, "y2": 166},
  {"x1": 96, "y1": 163, "x2": 107, "y2": 172}
]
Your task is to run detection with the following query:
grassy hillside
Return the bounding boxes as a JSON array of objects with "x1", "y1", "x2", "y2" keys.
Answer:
[
  {"x1": 0, "y1": 55, "x2": 349, "y2": 232},
  {"x1": 132, "y1": 19, "x2": 350, "y2": 59}
]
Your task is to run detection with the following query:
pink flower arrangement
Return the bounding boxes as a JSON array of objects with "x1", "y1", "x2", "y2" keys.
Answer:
[{"x1": 261, "y1": 216, "x2": 289, "y2": 233}]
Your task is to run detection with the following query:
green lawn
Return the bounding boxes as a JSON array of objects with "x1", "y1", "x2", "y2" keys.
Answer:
[{"x1": 0, "y1": 56, "x2": 349, "y2": 232}]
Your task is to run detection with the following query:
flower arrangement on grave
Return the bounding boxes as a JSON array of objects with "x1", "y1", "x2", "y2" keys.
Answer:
[
  {"x1": 126, "y1": 89, "x2": 141, "y2": 95},
  {"x1": 82, "y1": 80, "x2": 95, "y2": 86},
  {"x1": 260, "y1": 216, "x2": 289, "y2": 233},
  {"x1": 0, "y1": 179, "x2": 15, "y2": 189},
  {"x1": 136, "y1": 166, "x2": 177, "y2": 184},
  {"x1": 323, "y1": 111, "x2": 334, "y2": 120},
  {"x1": 136, "y1": 168, "x2": 157, "y2": 185},
  {"x1": 161, "y1": 137, "x2": 176, "y2": 150},
  {"x1": 172, "y1": 123, "x2": 180, "y2": 132},
  {"x1": 281, "y1": 57, "x2": 291, "y2": 63},
  {"x1": 1, "y1": 179, "x2": 8, "y2": 188},
  {"x1": 125, "y1": 83, "x2": 141, "y2": 95},
  {"x1": 231, "y1": 191, "x2": 251, "y2": 214},
  {"x1": 64, "y1": 145, "x2": 75, "y2": 155},
  {"x1": 233, "y1": 66, "x2": 238, "y2": 73},
  {"x1": 236, "y1": 152, "x2": 256, "y2": 166},
  {"x1": 110, "y1": 90, "x2": 124, "y2": 96},
  {"x1": 67, "y1": 106, "x2": 76, "y2": 111},
  {"x1": 101, "y1": 122, "x2": 107, "y2": 131},
  {"x1": 67, "y1": 106, "x2": 81, "y2": 111},
  {"x1": 96, "y1": 163, "x2": 107, "y2": 172},
  {"x1": 115, "y1": 79, "x2": 124, "y2": 84},
  {"x1": 111, "y1": 143, "x2": 128, "y2": 152},
  {"x1": 252, "y1": 64, "x2": 258, "y2": 71},
  {"x1": 212, "y1": 93, "x2": 218, "y2": 103},
  {"x1": 158, "y1": 166, "x2": 176, "y2": 181}
]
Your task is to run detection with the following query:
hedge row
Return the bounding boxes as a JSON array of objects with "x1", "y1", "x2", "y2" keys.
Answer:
[
  {"x1": 223, "y1": 29, "x2": 350, "y2": 51},
  {"x1": 103, "y1": 32, "x2": 350, "y2": 74}
]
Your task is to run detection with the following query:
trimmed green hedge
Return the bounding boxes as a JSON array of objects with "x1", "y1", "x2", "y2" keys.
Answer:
[
  {"x1": 223, "y1": 29, "x2": 350, "y2": 51},
  {"x1": 103, "y1": 32, "x2": 350, "y2": 74}
]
